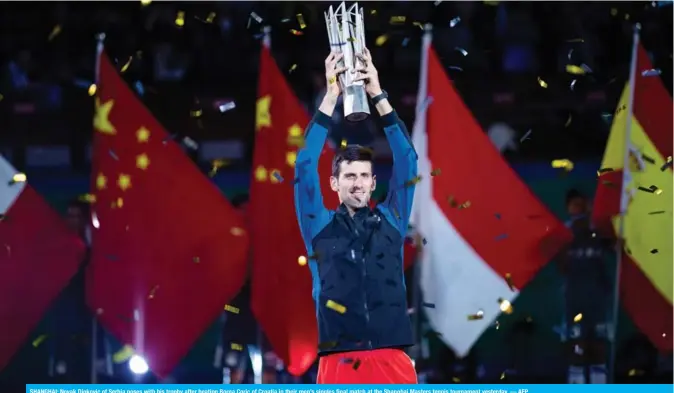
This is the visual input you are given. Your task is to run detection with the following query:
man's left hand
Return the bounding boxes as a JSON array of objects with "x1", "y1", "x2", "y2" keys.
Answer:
[{"x1": 354, "y1": 47, "x2": 383, "y2": 97}]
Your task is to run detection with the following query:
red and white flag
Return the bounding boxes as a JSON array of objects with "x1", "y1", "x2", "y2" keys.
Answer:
[
  {"x1": 0, "y1": 157, "x2": 86, "y2": 371},
  {"x1": 410, "y1": 31, "x2": 572, "y2": 356}
]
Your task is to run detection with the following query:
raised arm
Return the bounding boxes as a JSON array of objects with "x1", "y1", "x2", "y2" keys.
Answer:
[
  {"x1": 294, "y1": 52, "x2": 346, "y2": 244},
  {"x1": 355, "y1": 48, "x2": 418, "y2": 235}
]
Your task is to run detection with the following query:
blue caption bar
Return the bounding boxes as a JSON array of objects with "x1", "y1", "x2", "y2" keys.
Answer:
[{"x1": 25, "y1": 385, "x2": 674, "y2": 393}]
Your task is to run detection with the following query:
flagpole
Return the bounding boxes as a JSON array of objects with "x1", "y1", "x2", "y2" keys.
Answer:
[
  {"x1": 607, "y1": 23, "x2": 640, "y2": 385},
  {"x1": 410, "y1": 24, "x2": 432, "y2": 366},
  {"x1": 89, "y1": 32, "x2": 106, "y2": 385}
]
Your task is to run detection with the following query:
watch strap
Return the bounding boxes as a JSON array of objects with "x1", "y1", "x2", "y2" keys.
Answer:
[{"x1": 371, "y1": 90, "x2": 388, "y2": 105}]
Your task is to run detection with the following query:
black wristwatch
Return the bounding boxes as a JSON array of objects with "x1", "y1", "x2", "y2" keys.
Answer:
[{"x1": 370, "y1": 90, "x2": 388, "y2": 105}]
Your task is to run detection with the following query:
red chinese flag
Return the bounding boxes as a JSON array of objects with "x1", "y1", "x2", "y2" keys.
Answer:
[
  {"x1": 250, "y1": 45, "x2": 338, "y2": 375},
  {"x1": 89, "y1": 51, "x2": 249, "y2": 378},
  {"x1": 0, "y1": 159, "x2": 86, "y2": 372}
]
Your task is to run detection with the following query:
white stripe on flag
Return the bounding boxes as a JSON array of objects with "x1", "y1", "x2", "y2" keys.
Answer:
[{"x1": 0, "y1": 155, "x2": 27, "y2": 215}]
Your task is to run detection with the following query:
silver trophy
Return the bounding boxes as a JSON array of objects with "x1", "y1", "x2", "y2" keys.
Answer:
[{"x1": 325, "y1": 2, "x2": 370, "y2": 122}]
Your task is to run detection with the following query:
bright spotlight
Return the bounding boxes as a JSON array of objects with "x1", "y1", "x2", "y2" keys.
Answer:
[{"x1": 129, "y1": 354, "x2": 149, "y2": 375}]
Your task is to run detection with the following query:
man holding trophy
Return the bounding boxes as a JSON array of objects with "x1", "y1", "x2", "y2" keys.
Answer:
[{"x1": 293, "y1": 3, "x2": 418, "y2": 384}]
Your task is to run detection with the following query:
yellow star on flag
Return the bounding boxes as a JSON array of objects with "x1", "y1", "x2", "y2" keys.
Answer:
[
  {"x1": 96, "y1": 173, "x2": 107, "y2": 190},
  {"x1": 117, "y1": 174, "x2": 132, "y2": 191},
  {"x1": 94, "y1": 98, "x2": 116, "y2": 135},
  {"x1": 286, "y1": 151, "x2": 297, "y2": 168},
  {"x1": 255, "y1": 166, "x2": 268, "y2": 182},
  {"x1": 255, "y1": 95, "x2": 272, "y2": 131},
  {"x1": 136, "y1": 154, "x2": 150, "y2": 170},
  {"x1": 136, "y1": 127, "x2": 150, "y2": 143}
]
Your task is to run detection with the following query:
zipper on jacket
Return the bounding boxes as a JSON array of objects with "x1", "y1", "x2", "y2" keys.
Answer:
[{"x1": 362, "y1": 255, "x2": 372, "y2": 349}]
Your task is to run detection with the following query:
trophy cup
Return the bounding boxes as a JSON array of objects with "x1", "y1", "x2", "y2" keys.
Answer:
[{"x1": 325, "y1": 2, "x2": 370, "y2": 122}]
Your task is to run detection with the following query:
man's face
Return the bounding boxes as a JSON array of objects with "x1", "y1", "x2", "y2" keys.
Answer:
[
  {"x1": 65, "y1": 205, "x2": 85, "y2": 234},
  {"x1": 330, "y1": 160, "x2": 376, "y2": 210},
  {"x1": 567, "y1": 197, "x2": 587, "y2": 217}
]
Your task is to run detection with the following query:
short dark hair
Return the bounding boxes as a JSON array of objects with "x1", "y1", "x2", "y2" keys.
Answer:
[
  {"x1": 332, "y1": 144, "x2": 374, "y2": 177},
  {"x1": 565, "y1": 188, "x2": 586, "y2": 206}
]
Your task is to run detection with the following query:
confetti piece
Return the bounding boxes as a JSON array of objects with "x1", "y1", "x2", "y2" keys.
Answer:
[
  {"x1": 520, "y1": 129, "x2": 532, "y2": 142},
  {"x1": 88, "y1": 84, "x2": 97, "y2": 96},
  {"x1": 206, "y1": 12, "x2": 216, "y2": 23},
  {"x1": 640, "y1": 153, "x2": 656, "y2": 164},
  {"x1": 505, "y1": 273, "x2": 515, "y2": 291},
  {"x1": 430, "y1": 168, "x2": 441, "y2": 176},
  {"x1": 190, "y1": 109, "x2": 203, "y2": 118},
  {"x1": 340, "y1": 139, "x2": 347, "y2": 148},
  {"x1": 650, "y1": 249, "x2": 659, "y2": 254},
  {"x1": 289, "y1": 64, "x2": 298, "y2": 73},
  {"x1": 32, "y1": 335, "x2": 48, "y2": 347},
  {"x1": 648, "y1": 211, "x2": 665, "y2": 215},
  {"x1": 551, "y1": 159, "x2": 574, "y2": 171},
  {"x1": 449, "y1": 17, "x2": 461, "y2": 27},
  {"x1": 231, "y1": 343, "x2": 243, "y2": 351},
  {"x1": 565, "y1": 114, "x2": 573, "y2": 127},
  {"x1": 573, "y1": 313, "x2": 583, "y2": 323},
  {"x1": 271, "y1": 170, "x2": 284, "y2": 183},
  {"x1": 402, "y1": 37, "x2": 410, "y2": 47},
  {"x1": 208, "y1": 159, "x2": 229, "y2": 177},
  {"x1": 412, "y1": 21, "x2": 424, "y2": 30},
  {"x1": 494, "y1": 320, "x2": 500, "y2": 330},
  {"x1": 628, "y1": 369, "x2": 644, "y2": 377},
  {"x1": 250, "y1": 11, "x2": 263, "y2": 23},
  {"x1": 148, "y1": 285, "x2": 159, "y2": 299},
  {"x1": 498, "y1": 298, "x2": 513, "y2": 314},
  {"x1": 404, "y1": 176, "x2": 422, "y2": 187},
  {"x1": 375, "y1": 35, "x2": 388, "y2": 47},
  {"x1": 597, "y1": 168, "x2": 614, "y2": 176},
  {"x1": 113, "y1": 345, "x2": 135, "y2": 363},
  {"x1": 353, "y1": 359, "x2": 362, "y2": 370},
  {"x1": 637, "y1": 185, "x2": 660, "y2": 194},
  {"x1": 193, "y1": 256, "x2": 200, "y2": 263},
  {"x1": 298, "y1": 255, "x2": 307, "y2": 266},
  {"x1": 389, "y1": 16, "x2": 406, "y2": 24},
  {"x1": 661, "y1": 156, "x2": 672, "y2": 171},
  {"x1": 455, "y1": 47, "x2": 468, "y2": 56},
  {"x1": 219, "y1": 101, "x2": 236, "y2": 113},
  {"x1": 537, "y1": 77, "x2": 548, "y2": 88},
  {"x1": 48, "y1": 25, "x2": 62, "y2": 41},
  {"x1": 434, "y1": 0, "x2": 443, "y2": 5},
  {"x1": 230, "y1": 227, "x2": 245, "y2": 236},
  {"x1": 182, "y1": 136, "x2": 199, "y2": 150},
  {"x1": 140, "y1": 0, "x2": 152, "y2": 5},
  {"x1": 120, "y1": 56, "x2": 133, "y2": 73},
  {"x1": 500, "y1": 371, "x2": 506, "y2": 380},
  {"x1": 468, "y1": 310, "x2": 484, "y2": 320},
  {"x1": 290, "y1": 29, "x2": 303, "y2": 36},
  {"x1": 10, "y1": 173, "x2": 26, "y2": 185},
  {"x1": 318, "y1": 341, "x2": 338, "y2": 350},
  {"x1": 326, "y1": 300, "x2": 346, "y2": 314},
  {"x1": 565, "y1": 65, "x2": 586, "y2": 75},
  {"x1": 224, "y1": 304, "x2": 240, "y2": 314},
  {"x1": 422, "y1": 302, "x2": 435, "y2": 309},
  {"x1": 458, "y1": 201, "x2": 471, "y2": 209},
  {"x1": 296, "y1": 13, "x2": 306, "y2": 29},
  {"x1": 570, "y1": 79, "x2": 577, "y2": 91},
  {"x1": 642, "y1": 69, "x2": 662, "y2": 77},
  {"x1": 175, "y1": 11, "x2": 186, "y2": 27}
]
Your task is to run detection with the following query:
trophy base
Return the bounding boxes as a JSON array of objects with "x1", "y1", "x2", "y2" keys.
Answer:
[{"x1": 343, "y1": 84, "x2": 370, "y2": 122}]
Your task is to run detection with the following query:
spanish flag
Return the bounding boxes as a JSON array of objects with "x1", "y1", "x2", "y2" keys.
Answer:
[{"x1": 592, "y1": 43, "x2": 672, "y2": 351}]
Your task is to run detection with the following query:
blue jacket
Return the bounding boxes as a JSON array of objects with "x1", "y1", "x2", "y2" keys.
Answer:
[{"x1": 294, "y1": 109, "x2": 418, "y2": 355}]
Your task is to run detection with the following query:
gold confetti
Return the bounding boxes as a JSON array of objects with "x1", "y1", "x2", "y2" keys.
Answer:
[
  {"x1": 206, "y1": 12, "x2": 216, "y2": 23},
  {"x1": 193, "y1": 256, "x2": 200, "y2": 263},
  {"x1": 565, "y1": 65, "x2": 586, "y2": 75},
  {"x1": 190, "y1": 109, "x2": 202, "y2": 118},
  {"x1": 296, "y1": 13, "x2": 306, "y2": 29},
  {"x1": 148, "y1": 285, "x2": 159, "y2": 299},
  {"x1": 468, "y1": 310, "x2": 484, "y2": 320},
  {"x1": 498, "y1": 298, "x2": 513, "y2": 314},
  {"x1": 537, "y1": 77, "x2": 548, "y2": 88},
  {"x1": 289, "y1": 63, "x2": 298, "y2": 73},
  {"x1": 597, "y1": 168, "x2": 614, "y2": 176},
  {"x1": 224, "y1": 304, "x2": 240, "y2": 314},
  {"x1": 230, "y1": 343, "x2": 243, "y2": 351},
  {"x1": 412, "y1": 21, "x2": 424, "y2": 30},
  {"x1": 340, "y1": 139, "x2": 347, "y2": 148},
  {"x1": 298, "y1": 255, "x2": 307, "y2": 266},
  {"x1": 389, "y1": 16, "x2": 406, "y2": 24},
  {"x1": 326, "y1": 299, "x2": 346, "y2": 314},
  {"x1": 140, "y1": 0, "x2": 152, "y2": 5},
  {"x1": 290, "y1": 29, "x2": 303, "y2": 36},
  {"x1": 209, "y1": 159, "x2": 229, "y2": 177},
  {"x1": 88, "y1": 84, "x2": 97, "y2": 96},
  {"x1": 175, "y1": 11, "x2": 186, "y2": 27},
  {"x1": 10, "y1": 173, "x2": 27, "y2": 184},
  {"x1": 32, "y1": 335, "x2": 48, "y2": 347},
  {"x1": 48, "y1": 25, "x2": 62, "y2": 41},
  {"x1": 500, "y1": 371, "x2": 506, "y2": 380},
  {"x1": 120, "y1": 56, "x2": 133, "y2": 73},
  {"x1": 430, "y1": 168, "x2": 441, "y2": 176},
  {"x1": 551, "y1": 159, "x2": 574, "y2": 171},
  {"x1": 404, "y1": 176, "x2": 422, "y2": 187},
  {"x1": 505, "y1": 273, "x2": 515, "y2": 291},
  {"x1": 112, "y1": 345, "x2": 135, "y2": 364},
  {"x1": 375, "y1": 35, "x2": 389, "y2": 47},
  {"x1": 230, "y1": 227, "x2": 245, "y2": 236},
  {"x1": 628, "y1": 369, "x2": 644, "y2": 377},
  {"x1": 458, "y1": 201, "x2": 471, "y2": 209},
  {"x1": 573, "y1": 313, "x2": 583, "y2": 323}
]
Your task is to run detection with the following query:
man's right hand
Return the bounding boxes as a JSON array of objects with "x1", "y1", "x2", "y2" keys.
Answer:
[{"x1": 324, "y1": 51, "x2": 347, "y2": 98}]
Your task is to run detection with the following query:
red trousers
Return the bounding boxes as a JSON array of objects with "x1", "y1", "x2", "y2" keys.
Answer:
[{"x1": 317, "y1": 348, "x2": 417, "y2": 384}]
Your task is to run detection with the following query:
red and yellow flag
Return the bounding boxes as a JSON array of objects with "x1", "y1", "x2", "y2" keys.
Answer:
[
  {"x1": 89, "y1": 51, "x2": 249, "y2": 377},
  {"x1": 249, "y1": 45, "x2": 338, "y2": 376},
  {"x1": 592, "y1": 44, "x2": 672, "y2": 351}
]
